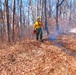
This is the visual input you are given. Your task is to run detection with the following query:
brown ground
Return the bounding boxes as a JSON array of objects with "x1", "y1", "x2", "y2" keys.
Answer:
[
  {"x1": 57, "y1": 34, "x2": 76, "y2": 54},
  {"x1": 0, "y1": 38, "x2": 76, "y2": 75}
]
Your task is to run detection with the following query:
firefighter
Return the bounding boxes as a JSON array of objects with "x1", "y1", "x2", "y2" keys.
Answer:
[{"x1": 33, "y1": 16, "x2": 44, "y2": 42}]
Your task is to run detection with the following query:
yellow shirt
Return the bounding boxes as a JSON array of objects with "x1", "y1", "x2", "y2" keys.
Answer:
[{"x1": 33, "y1": 21, "x2": 43, "y2": 29}]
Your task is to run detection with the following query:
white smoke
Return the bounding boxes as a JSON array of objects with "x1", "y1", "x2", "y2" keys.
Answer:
[{"x1": 69, "y1": 28, "x2": 76, "y2": 34}]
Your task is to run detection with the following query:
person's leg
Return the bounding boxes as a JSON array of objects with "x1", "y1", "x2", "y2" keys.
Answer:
[
  {"x1": 36, "y1": 28, "x2": 39, "y2": 40},
  {"x1": 40, "y1": 28, "x2": 43, "y2": 41}
]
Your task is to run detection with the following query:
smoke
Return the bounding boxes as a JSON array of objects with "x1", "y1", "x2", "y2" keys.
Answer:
[
  {"x1": 48, "y1": 31, "x2": 60, "y2": 41},
  {"x1": 47, "y1": 23, "x2": 64, "y2": 41},
  {"x1": 69, "y1": 28, "x2": 76, "y2": 34}
]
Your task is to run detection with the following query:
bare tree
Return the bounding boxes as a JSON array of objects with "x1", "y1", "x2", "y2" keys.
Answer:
[
  {"x1": 0, "y1": 0, "x2": 76, "y2": 42},
  {"x1": 0, "y1": 0, "x2": 3, "y2": 39},
  {"x1": 44, "y1": 0, "x2": 49, "y2": 35},
  {"x1": 56, "y1": 0, "x2": 64, "y2": 33},
  {"x1": 12, "y1": 0, "x2": 15, "y2": 41},
  {"x1": 5, "y1": 0, "x2": 10, "y2": 42}
]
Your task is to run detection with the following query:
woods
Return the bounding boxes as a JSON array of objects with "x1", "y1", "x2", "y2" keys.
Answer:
[
  {"x1": 0, "y1": 0, "x2": 76, "y2": 42},
  {"x1": 0, "y1": 0, "x2": 76, "y2": 75}
]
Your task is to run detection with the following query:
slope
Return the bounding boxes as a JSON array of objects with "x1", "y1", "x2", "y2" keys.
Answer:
[{"x1": 0, "y1": 39, "x2": 76, "y2": 75}]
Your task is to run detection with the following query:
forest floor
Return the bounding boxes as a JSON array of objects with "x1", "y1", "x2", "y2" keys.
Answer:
[{"x1": 0, "y1": 33, "x2": 76, "y2": 75}]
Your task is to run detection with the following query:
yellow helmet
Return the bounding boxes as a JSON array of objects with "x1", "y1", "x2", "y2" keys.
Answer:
[{"x1": 37, "y1": 16, "x2": 40, "y2": 19}]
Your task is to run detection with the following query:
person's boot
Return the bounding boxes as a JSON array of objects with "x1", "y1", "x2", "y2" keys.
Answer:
[
  {"x1": 36, "y1": 38, "x2": 38, "y2": 40},
  {"x1": 40, "y1": 39, "x2": 43, "y2": 42}
]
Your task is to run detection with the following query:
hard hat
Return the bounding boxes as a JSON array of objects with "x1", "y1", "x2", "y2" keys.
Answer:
[{"x1": 37, "y1": 16, "x2": 40, "y2": 19}]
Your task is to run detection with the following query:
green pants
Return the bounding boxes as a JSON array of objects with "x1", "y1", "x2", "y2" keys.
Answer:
[{"x1": 36, "y1": 28, "x2": 42, "y2": 40}]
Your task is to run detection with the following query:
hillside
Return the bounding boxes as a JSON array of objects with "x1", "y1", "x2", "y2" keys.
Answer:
[{"x1": 0, "y1": 38, "x2": 76, "y2": 75}]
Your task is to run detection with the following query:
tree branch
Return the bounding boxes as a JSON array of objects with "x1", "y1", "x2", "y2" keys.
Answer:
[{"x1": 57, "y1": 0, "x2": 64, "y2": 7}]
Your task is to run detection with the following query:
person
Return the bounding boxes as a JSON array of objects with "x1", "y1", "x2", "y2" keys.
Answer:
[{"x1": 33, "y1": 16, "x2": 44, "y2": 42}]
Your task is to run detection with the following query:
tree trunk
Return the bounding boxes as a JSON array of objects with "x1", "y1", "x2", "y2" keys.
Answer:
[
  {"x1": 0, "y1": 0, "x2": 4, "y2": 41},
  {"x1": 56, "y1": 3, "x2": 59, "y2": 32},
  {"x1": 44, "y1": 0, "x2": 49, "y2": 35},
  {"x1": 36, "y1": 0, "x2": 38, "y2": 19},
  {"x1": 48, "y1": 0, "x2": 52, "y2": 17},
  {"x1": 56, "y1": 0, "x2": 64, "y2": 33},
  {"x1": 19, "y1": 0, "x2": 22, "y2": 39},
  {"x1": 12, "y1": 0, "x2": 15, "y2": 41},
  {"x1": 5, "y1": 0, "x2": 10, "y2": 42}
]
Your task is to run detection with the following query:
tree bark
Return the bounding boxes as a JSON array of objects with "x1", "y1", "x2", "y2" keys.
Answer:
[
  {"x1": 44, "y1": 0, "x2": 49, "y2": 35},
  {"x1": 5, "y1": 0, "x2": 10, "y2": 42},
  {"x1": 12, "y1": 0, "x2": 15, "y2": 41},
  {"x1": 56, "y1": 0, "x2": 64, "y2": 33}
]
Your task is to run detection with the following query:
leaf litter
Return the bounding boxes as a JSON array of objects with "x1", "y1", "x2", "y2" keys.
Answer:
[{"x1": 0, "y1": 39, "x2": 76, "y2": 75}]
